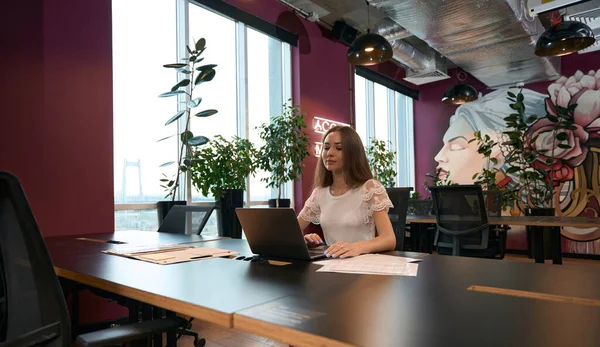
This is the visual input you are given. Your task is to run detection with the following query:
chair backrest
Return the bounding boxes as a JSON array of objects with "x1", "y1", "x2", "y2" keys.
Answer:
[
  {"x1": 429, "y1": 185, "x2": 489, "y2": 255},
  {"x1": 407, "y1": 199, "x2": 433, "y2": 216},
  {"x1": 0, "y1": 171, "x2": 70, "y2": 347},
  {"x1": 386, "y1": 187, "x2": 412, "y2": 251},
  {"x1": 482, "y1": 190, "x2": 502, "y2": 217},
  {"x1": 157, "y1": 205, "x2": 217, "y2": 235}
]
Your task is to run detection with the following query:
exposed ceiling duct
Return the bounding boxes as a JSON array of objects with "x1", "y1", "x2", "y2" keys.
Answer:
[{"x1": 369, "y1": 0, "x2": 561, "y2": 88}]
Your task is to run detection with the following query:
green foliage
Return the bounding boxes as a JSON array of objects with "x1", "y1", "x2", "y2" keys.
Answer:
[
  {"x1": 189, "y1": 135, "x2": 257, "y2": 199},
  {"x1": 256, "y1": 101, "x2": 310, "y2": 202},
  {"x1": 410, "y1": 191, "x2": 421, "y2": 200},
  {"x1": 501, "y1": 89, "x2": 552, "y2": 208},
  {"x1": 158, "y1": 37, "x2": 219, "y2": 200},
  {"x1": 366, "y1": 138, "x2": 397, "y2": 188},
  {"x1": 424, "y1": 168, "x2": 454, "y2": 191}
]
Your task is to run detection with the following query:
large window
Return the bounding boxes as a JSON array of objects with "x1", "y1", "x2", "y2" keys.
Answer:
[
  {"x1": 355, "y1": 74, "x2": 415, "y2": 188},
  {"x1": 112, "y1": 1, "x2": 292, "y2": 231}
]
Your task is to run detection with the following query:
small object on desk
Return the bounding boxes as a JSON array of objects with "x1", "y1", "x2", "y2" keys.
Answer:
[
  {"x1": 106, "y1": 240, "x2": 127, "y2": 244},
  {"x1": 243, "y1": 256, "x2": 254, "y2": 261},
  {"x1": 236, "y1": 256, "x2": 246, "y2": 260}
]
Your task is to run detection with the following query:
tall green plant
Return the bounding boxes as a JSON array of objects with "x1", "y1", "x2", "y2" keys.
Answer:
[
  {"x1": 366, "y1": 138, "x2": 397, "y2": 188},
  {"x1": 256, "y1": 101, "x2": 310, "y2": 206},
  {"x1": 501, "y1": 89, "x2": 552, "y2": 208},
  {"x1": 158, "y1": 37, "x2": 218, "y2": 200},
  {"x1": 189, "y1": 135, "x2": 257, "y2": 199}
]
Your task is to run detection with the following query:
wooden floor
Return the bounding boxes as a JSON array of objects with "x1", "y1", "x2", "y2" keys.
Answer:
[{"x1": 173, "y1": 253, "x2": 600, "y2": 347}]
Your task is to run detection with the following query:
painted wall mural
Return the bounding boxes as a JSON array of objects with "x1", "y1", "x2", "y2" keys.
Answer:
[{"x1": 435, "y1": 69, "x2": 600, "y2": 250}]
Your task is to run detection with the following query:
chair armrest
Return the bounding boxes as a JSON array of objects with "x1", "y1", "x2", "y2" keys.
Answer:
[{"x1": 76, "y1": 316, "x2": 188, "y2": 347}]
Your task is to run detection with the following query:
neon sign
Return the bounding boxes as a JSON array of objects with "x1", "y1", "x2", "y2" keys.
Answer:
[{"x1": 312, "y1": 117, "x2": 350, "y2": 134}]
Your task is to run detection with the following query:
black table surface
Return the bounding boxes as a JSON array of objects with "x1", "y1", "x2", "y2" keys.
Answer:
[{"x1": 46, "y1": 232, "x2": 600, "y2": 347}]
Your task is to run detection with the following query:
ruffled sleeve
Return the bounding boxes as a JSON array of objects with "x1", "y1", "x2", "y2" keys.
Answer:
[
  {"x1": 298, "y1": 188, "x2": 321, "y2": 224},
  {"x1": 360, "y1": 179, "x2": 393, "y2": 224}
]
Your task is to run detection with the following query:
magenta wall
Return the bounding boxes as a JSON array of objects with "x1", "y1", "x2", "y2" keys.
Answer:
[{"x1": 1, "y1": 0, "x2": 114, "y2": 238}]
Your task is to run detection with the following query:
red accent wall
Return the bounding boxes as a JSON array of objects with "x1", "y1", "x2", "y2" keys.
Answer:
[{"x1": 1, "y1": 0, "x2": 114, "y2": 238}]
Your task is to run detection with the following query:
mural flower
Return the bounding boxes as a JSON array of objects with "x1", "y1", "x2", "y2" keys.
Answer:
[{"x1": 528, "y1": 69, "x2": 600, "y2": 185}]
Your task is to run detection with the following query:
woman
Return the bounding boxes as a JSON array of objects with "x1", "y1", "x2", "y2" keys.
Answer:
[
  {"x1": 297, "y1": 126, "x2": 396, "y2": 258},
  {"x1": 434, "y1": 87, "x2": 547, "y2": 189}
]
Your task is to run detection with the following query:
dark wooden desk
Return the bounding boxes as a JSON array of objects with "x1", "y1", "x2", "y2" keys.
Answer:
[
  {"x1": 46, "y1": 231, "x2": 600, "y2": 347},
  {"x1": 235, "y1": 255, "x2": 600, "y2": 347}
]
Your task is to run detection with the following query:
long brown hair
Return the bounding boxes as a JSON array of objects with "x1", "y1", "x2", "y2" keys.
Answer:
[{"x1": 314, "y1": 126, "x2": 373, "y2": 188}]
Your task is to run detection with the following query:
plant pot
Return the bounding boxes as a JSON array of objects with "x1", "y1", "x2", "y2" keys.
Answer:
[
  {"x1": 268, "y1": 198, "x2": 291, "y2": 208},
  {"x1": 525, "y1": 207, "x2": 554, "y2": 260},
  {"x1": 217, "y1": 189, "x2": 244, "y2": 239},
  {"x1": 156, "y1": 200, "x2": 187, "y2": 225}
]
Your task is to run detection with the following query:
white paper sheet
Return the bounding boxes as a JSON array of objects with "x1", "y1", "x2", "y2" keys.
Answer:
[{"x1": 315, "y1": 254, "x2": 419, "y2": 276}]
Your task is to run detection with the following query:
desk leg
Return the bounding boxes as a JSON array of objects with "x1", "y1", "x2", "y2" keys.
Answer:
[
  {"x1": 166, "y1": 310, "x2": 177, "y2": 347},
  {"x1": 153, "y1": 306, "x2": 164, "y2": 347},
  {"x1": 551, "y1": 226, "x2": 563, "y2": 265},
  {"x1": 533, "y1": 227, "x2": 544, "y2": 263}
]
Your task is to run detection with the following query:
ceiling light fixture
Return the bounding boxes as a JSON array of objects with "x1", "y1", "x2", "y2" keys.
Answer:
[
  {"x1": 346, "y1": 1, "x2": 393, "y2": 66},
  {"x1": 441, "y1": 71, "x2": 478, "y2": 105},
  {"x1": 535, "y1": 19, "x2": 595, "y2": 57}
]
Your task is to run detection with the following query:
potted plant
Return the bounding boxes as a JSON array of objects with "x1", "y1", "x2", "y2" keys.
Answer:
[
  {"x1": 189, "y1": 135, "x2": 257, "y2": 238},
  {"x1": 156, "y1": 37, "x2": 218, "y2": 223},
  {"x1": 366, "y1": 138, "x2": 397, "y2": 188},
  {"x1": 256, "y1": 101, "x2": 310, "y2": 208}
]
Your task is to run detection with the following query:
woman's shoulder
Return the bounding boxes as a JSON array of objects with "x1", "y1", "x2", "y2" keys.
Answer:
[{"x1": 360, "y1": 179, "x2": 386, "y2": 191}]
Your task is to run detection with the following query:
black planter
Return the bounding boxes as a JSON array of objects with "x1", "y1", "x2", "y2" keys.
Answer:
[
  {"x1": 268, "y1": 198, "x2": 291, "y2": 208},
  {"x1": 525, "y1": 207, "x2": 555, "y2": 260},
  {"x1": 217, "y1": 189, "x2": 244, "y2": 239},
  {"x1": 156, "y1": 200, "x2": 186, "y2": 225}
]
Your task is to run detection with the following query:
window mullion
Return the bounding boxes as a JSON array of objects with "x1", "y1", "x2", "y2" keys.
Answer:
[
  {"x1": 236, "y1": 22, "x2": 250, "y2": 205},
  {"x1": 366, "y1": 80, "x2": 375, "y2": 145},
  {"x1": 176, "y1": 0, "x2": 190, "y2": 203}
]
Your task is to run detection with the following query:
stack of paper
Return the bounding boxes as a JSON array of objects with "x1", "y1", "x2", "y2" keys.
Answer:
[
  {"x1": 103, "y1": 245, "x2": 238, "y2": 265},
  {"x1": 314, "y1": 254, "x2": 419, "y2": 276}
]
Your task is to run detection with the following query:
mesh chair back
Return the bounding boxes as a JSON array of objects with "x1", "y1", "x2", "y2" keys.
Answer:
[
  {"x1": 0, "y1": 171, "x2": 70, "y2": 347},
  {"x1": 482, "y1": 190, "x2": 502, "y2": 217},
  {"x1": 429, "y1": 185, "x2": 489, "y2": 255},
  {"x1": 386, "y1": 188, "x2": 412, "y2": 250},
  {"x1": 157, "y1": 205, "x2": 217, "y2": 235},
  {"x1": 407, "y1": 200, "x2": 433, "y2": 215}
]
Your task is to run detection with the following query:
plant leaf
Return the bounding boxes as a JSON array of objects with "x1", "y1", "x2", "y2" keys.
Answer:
[
  {"x1": 194, "y1": 69, "x2": 216, "y2": 85},
  {"x1": 195, "y1": 38, "x2": 206, "y2": 51},
  {"x1": 194, "y1": 109, "x2": 218, "y2": 117},
  {"x1": 163, "y1": 63, "x2": 186, "y2": 68},
  {"x1": 170, "y1": 79, "x2": 190, "y2": 92},
  {"x1": 159, "y1": 90, "x2": 186, "y2": 98},
  {"x1": 181, "y1": 131, "x2": 193, "y2": 144},
  {"x1": 196, "y1": 64, "x2": 218, "y2": 71},
  {"x1": 165, "y1": 110, "x2": 186, "y2": 125},
  {"x1": 556, "y1": 132, "x2": 568, "y2": 141},
  {"x1": 186, "y1": 45, "x2": 193, "y2": 55},
  {"x1": 157, "y1": 134, "x2": 175, "y2": 142},
  {"x1": 159, "y1": 161, "x2": 175, "y2": 167},
  {"x1": 188, "y1": 136, "x2": 209, "y2": 146},
  {"x1": 557, "y1": 144, "x2": 572, "y2": 149},
  {"x1": 188, "y1": 97, "x2": 202, "y2": 108}
]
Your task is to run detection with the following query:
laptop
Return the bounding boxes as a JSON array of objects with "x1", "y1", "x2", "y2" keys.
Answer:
[{"x1": 235, "y1": 208, "x2": 326, "y2": 261}]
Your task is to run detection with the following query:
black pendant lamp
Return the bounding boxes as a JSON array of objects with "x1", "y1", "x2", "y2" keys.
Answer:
[
  {"x1": 442, "y1": 71, "x2": 478, "y2": 105},
  {"x1": 535, "y1": 20, "x2": 595, "y2": 57},
  {"x1": 347, "y1": 1, "x2": 393, "y2": 66}
]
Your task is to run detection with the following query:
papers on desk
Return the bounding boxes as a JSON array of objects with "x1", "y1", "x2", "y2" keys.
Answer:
[
  {"x1": 314, "y1": 254, "x2": 419, "y2": 276},
  {"x1": 103, "y1": 245, "x2": 238, "y2": 265}
]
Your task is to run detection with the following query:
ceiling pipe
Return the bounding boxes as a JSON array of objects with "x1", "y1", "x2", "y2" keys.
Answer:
[{"x1": 373, "y1": 18, "x2": 413, "y2": 41}]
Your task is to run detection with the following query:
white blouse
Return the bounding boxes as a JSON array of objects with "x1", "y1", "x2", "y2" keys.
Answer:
[{"x1": 298, "y1": 179, "x2": 393, "y2": 245}]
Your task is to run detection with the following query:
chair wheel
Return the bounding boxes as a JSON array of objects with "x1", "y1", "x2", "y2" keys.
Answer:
[{"x1": 194, "y1": 338, "x2": 206, "y2": 347}]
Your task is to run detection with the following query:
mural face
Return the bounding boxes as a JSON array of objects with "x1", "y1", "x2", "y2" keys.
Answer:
[{"x1": 437, "y1": 70, "x2": 600, "y2": 242}]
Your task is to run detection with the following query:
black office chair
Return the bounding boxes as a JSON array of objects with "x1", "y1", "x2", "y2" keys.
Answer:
[
  {"x1": 429, "y1": 185, "x2": 501, "y2": 258},
  {"x1": 0, "y1": 171, "x2": 198, "y2": 347},
  {"x1": 158, "y1": 205, "x2": 217, "y2": 236},
  {"x1": 386, "y1": 188, "x2": 412, "y2": 251},
  {"x1": 482, "y1": 190, "x2": 509, "y2": 259}
]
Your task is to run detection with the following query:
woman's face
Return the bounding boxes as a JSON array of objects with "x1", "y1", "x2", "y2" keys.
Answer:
[
  {"x1": 434, "y1": 117, "x2": 486, "y2": 184},
  {"x1": 322, "y1": 131, "x2": 343, "y2": 174}
]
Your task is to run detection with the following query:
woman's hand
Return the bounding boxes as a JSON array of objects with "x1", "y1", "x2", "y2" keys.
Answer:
[
  {"x1": 325, "y1": 241, "x2": 364, "y2": 259},
  {"x1": 304, "y1": 233, "x2": 324, "y2": 248}
]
